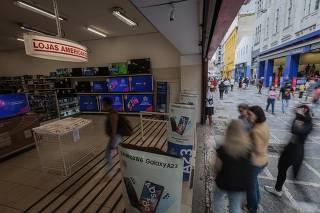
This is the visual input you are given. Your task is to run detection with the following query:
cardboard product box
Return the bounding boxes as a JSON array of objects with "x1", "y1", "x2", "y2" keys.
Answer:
[{"x1": 0, "y1": 113, "x2": 40, "y2": 159}]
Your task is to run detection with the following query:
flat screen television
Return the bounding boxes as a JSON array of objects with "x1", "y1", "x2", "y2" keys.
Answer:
[
  {"x1": 79, "y1": 96, "x2": 98, "y2": 111},
  {"x1": 0, "y1": 93, "x2": 29, "y2": 119},
  {"x1": 128, "y1": 58, "x2": 151, "y2": 74},
  {"x1": 76, "y1": 81, "x2": 91, "y2": 93},
  {"x1": 83, "y1": 67, "x2": 98, "y2": 76},
  {"x1": 100, "y1": 95, "x2": 124, "y2": 112},
  {"x1": 92, "y1": 81, "x2": 108, "y2": 93},
  {"x1": 130, "y1": 75, "x2": 153, "y2": 92},
  {"x1": 107, "y1": 77, "x2": 129, "y2": 92},
  {"x1": 109, "y1": 63, "x2": 128, "y2": 75},
  {"x1": 124, "y1": 94, "x2": 153, "y2": 112}
]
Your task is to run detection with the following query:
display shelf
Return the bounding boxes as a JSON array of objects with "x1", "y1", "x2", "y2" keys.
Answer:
[
  {"x1": 60, "y1": 112, "x2": 81, "y2": 119},
  {"x1": 80, "y1": 111, "x2": 142, "y2": 115},
  {"x1": 75, "y1": 92, "x2": 153, "y2": 95},
  {"x1": 44, "y1": 73, "x2": 153, "y2": 80},
  {"x1": 59, "y1": 101, "x2": 78, "y2": 107},
  {"x1": 56, "y1": 88, "x2": 73, "y2": 90},
  {"x1": 59, "y1": 107, "x2": 80, "y2": 113}
]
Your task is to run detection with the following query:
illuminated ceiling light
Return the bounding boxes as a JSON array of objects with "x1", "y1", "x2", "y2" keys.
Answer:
[
  {"x1": 87, "y1": 27, "x2": 107, "y2": 37},
  {"x1": 15, "y1": 0, "x2": 65, "y2": 21},
  {"x1": 17, "y1": 38, "x2": 24, "y2": 42},
  {"x1": 112, "y1": 8, "x2": 137, "y2": 26}
]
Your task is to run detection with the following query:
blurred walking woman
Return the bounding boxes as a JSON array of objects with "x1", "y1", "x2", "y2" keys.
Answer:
[
  {"x1": 213, "y1": 120, "x2": 251, "y2": 213},
  {"x1": 247, "y1": 106, "x2": 269, "y2": 213},
  {"x1": 265, "y1": 105, "x2": 313, "y2": 197}
]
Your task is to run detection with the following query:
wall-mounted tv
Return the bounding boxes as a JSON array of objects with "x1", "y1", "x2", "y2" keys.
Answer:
[
  {"x1": 124, "y1": 94, "x2": 153, "y2": 112},
  {"x1": 99, "y1": 95, "x2": 124, "y2": 112},
  {"x1": 0, "y1": 93, "x2": 29, "y2": 119},
  {"x1": 128, "y1": 58, "x2": 151, "y2": 74},
  {"x1": 107, "y1": 77, "x2": 129, "y2": 92},
  {"x1": 79, "y1": 96, "x2": 98, "y2": 111},
  {"x1": 109, "y1": 63, "x2": 128, "y2": 75},
  {"x1": 92, "y1": 81, "x2": 108, "y2": 93},
  {"x1": 130, "y1": 75, "x2": 153, "y2": 92}
]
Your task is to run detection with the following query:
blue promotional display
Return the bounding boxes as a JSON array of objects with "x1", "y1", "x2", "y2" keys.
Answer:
[
  {"x1": 79, "y1": 96, "x2": 99, "y2": 111},
  {"x1": 0, "y1": 93, "x2": 29, "y2": 119},
  {"x1": 107, "y1": 77, "x2": 129, "y2": 92},
  {"x1": 124, "y1": 94, "x2": 153, "y2": 112},
  {"x1": 99, "y1": 95, "x2": 124, "y2": 111},
  {"x1": 130, "y1": 75, "x2": 153, "y2": 92},
  {"x1": 167, "y1": 142, "x2": 193, "y2": 181},
  {"x1": 92, "y1": 81, "x2": 108, "y2": 93}
]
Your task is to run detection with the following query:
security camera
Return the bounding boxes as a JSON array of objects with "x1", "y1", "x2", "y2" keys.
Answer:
[{"x1": 170, "y1": 4, "x2": 175, "y2": 21}]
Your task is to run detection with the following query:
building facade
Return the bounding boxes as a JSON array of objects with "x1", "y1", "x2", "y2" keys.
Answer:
[
  {"x1": 253, "y1": 0, "x2": 320, "y2": 87},
  {"x1": 223, "y1": 28, "x2": 237, "y2": 78}
]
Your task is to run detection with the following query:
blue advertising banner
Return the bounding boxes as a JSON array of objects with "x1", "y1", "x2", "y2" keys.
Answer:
[{"x1": 167, "y1": 142, "x2": 193, "y2": 181}]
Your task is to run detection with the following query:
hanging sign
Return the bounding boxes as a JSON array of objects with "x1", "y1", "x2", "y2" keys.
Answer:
[
  {"x1": 118, "y1": 143, "x2": 183, "y2": 213},
  {"x1": 23, "y1": 33, "x2": 88, "y2": 62}
]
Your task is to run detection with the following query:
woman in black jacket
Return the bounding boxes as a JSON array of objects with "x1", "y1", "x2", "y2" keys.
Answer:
[{"x1": 264, "y1": 105, "x2": 313, "y2": 196}]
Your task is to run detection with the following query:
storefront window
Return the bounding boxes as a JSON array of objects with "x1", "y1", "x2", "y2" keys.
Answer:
[{"x1": 315, "y1": 0, "x2": 320, "y2": 10}]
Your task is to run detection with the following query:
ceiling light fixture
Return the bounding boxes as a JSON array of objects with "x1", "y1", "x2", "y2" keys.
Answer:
[
  {"x1": 87, "y1": 27, "x2": 107, "y2": 37},
  {"x1": 19, "y1": 24, "x2": 55, "y2": 36},
  {"x1": 15, "y1": 0, "x2": 65, "y2": 21},
  {"x1": 112, "y1": 8, "x2": 137, "y2": 26},
  {"x1": 17, "y1": 38, "x2": 24, "y2": 42}
]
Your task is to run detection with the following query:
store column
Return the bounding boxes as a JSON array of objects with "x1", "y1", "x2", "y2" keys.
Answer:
[
  {"x1": 257, "y1": 61, "x2": 265, "y2": 79},
  {"x1": 263, "y1": 59, "x2": 274, "y2": 87},
  {"x1": 245, "y1": 65, "x2": 251, "y2": 78},
  {"x1": 282, "y1": 54, "x2": 299, "y2": 85}
]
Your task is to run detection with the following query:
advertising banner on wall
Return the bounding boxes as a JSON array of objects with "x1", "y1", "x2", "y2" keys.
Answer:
[
  {"x1": 118, "y1": 144, "x2": 183, "y2": 213},
  {"x1": 23, "y1": 33, "x2": 88, "y2": 62}
]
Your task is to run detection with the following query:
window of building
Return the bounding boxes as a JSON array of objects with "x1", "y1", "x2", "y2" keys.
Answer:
[
  {"x1": 315, "y1": 0, "x2": 320, "y2": 10},
  {"x1": 275, "y1": 8, "x2": 280, "y2": 33},
  {"x1": 265, "y1": 17, "x2": 269, "y2": 38},
  {"x1": 285, "y1": 0, "x2": 293, "y2": 27},
  {"x1": 304, "y1": 0, "x2": 312, "y2": 15}
]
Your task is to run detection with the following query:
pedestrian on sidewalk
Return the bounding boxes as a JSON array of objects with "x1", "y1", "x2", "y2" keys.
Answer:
[
  {"x1": 238, "y1": 103, "x2": 252, "y2": 131},
  {"x1": 299, "y1": 84, "x2": 305, "y2": 99},
  {"x1": 264, "y1": 105, "x2": 313, "y2": 197},
  {"x1": 266, "y1": 86, "x2": 276, "y2": 114},
  {"x1": 247, "y1": 106, "x2": 269, "y2": 213},
  {"x1": 224, "y1": 78, "x2": 230, "y2": 94},
  {"x1": 206, "y1": 86, "x2": 215, "y2": 125},
  {"x1": 230, "y1": 78, "x2": 235, "y2": 92},
  {"x1": 212, "y1": 119, "x2": 251, "y2": 213},
  {"x1": 311, "y1": 86, "x2": 320, "y2": 117},
  {"x1": 258, "y1": 80, "x2": 263, "y2": 94},
  {"x1": 278, "y1": 82, "x2": 294, "y2": 113},
  {"x1": 219, "y1": 80, "x2": 225, "y2": 100}
]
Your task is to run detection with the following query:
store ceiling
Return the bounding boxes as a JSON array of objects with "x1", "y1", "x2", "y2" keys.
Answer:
[
  {"x1": 0, "y1": 0, "x2": 157, "y2": 51},
  {"x1": 131, "y1": 0, "x2": 201, "y2": 55}
]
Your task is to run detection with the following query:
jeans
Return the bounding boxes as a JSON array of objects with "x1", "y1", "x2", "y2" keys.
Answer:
[
  {"x1": 266, "y1": 99, "x2": 275, "y2": 113},
  {"x1": 106, "y1": 134, "x2": 123, "y2": 163},
  {"x1": 212, "y1": 187, "x2": 244, "y2": 213},
  {"x1": 281, "y1": 99, "x2": 289, "y2": 113},
  {"x1": 247, "y1": 165, "x2": 265, "y2": 213},
  {"x1": 219, "y1": 90, "x2": 224, "y2": 99}
]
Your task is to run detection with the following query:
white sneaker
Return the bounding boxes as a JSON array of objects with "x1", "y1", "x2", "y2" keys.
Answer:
[{"x1": 264, "y1": 186, "x2": 283, "y2": 197}]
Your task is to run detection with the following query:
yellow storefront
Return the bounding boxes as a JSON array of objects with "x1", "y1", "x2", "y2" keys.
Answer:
[{"x1": 223, "y1": 28, "x2": 237, "y2": 79}]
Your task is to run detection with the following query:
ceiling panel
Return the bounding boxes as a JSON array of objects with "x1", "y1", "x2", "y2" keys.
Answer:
[{"x1": 0, "y1": 0, "x2": 157, "y2": 51}]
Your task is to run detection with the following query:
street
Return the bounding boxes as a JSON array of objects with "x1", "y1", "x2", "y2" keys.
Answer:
[{"x1": 209, "y1": 85, "x2": 320, "y2": 212}]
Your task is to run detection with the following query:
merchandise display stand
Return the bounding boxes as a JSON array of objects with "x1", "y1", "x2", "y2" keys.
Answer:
[{"x1": 33, "y1": 117, "x2": 94, "y2": 176}]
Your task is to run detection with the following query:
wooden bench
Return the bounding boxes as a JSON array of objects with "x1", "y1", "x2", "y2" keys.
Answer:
[{"x1": 24, "y1": 119, "x2": 168, "y2": 213}]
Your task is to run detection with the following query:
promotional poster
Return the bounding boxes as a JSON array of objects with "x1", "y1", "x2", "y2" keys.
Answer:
[
  {"x1": 99, "y1": 95, "x2": 124, "y2": 111},
  {"x1": 107, "y1": 77, "x2": 129, "y2": 92},
  {"x1": 124, "y1": 94, "x2": 153, "y2": 112},
  {"x1": 0, "y1": 93, "x2": 29, "y2": 119},
  {"x1": 118, "y1": 144, "x2": 183, "y2": 213},
  {"x1": 167, "y1": 103, "x2": 196, "y2": 145}
]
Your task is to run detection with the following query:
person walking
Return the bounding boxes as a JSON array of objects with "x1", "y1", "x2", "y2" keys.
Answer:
[
  {"x1": 206, "y1": 86, "x2": 215, "y2": 125},
  {"x1": 312, "y1": 86, "x2": 320, "y2": 116},
  {"x1": 257, "y1": 80, "x2": 263, "y2": 94},
  {"x1": 266, "y1": 86, "x2": 276, "y2": 114},
  {"x1": 230, "y1": 78, "x2": 235, "y2": 92},
  {"x1": 224, "y1": 78, "x2": 230, "y2": 94},
  {"x1": 212, "y1": 119, "x2": 251, "y2": 213},
  {"x1": 246, "y1": 106, "x2": 269, "y2": 213},
  {"x1": 299, "y1": 84, "x2": 305, "y2": 99},
  {"x1": 238, "y1": 103, "x2": 252, "y2": 131},
  {"x1": 278, "y1": 83, "x2": 294, "y2": 113},
  {"x1": 264, "y1": 105, "x2": 313, "y2": 196},
  {"x1": 219, "y1": 81, "x2": 225, "y2": 100}
]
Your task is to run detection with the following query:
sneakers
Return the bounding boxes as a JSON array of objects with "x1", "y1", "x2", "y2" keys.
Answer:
[{"x1": 264, "y1": 186, "x2": 283, "y2": 197}]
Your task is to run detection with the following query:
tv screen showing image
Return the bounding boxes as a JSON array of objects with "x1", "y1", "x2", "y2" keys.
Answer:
[
  {"x1": 0, "y1": 93, "x2": 29, "y2": 119},
  {"x1": 128, "y1": 58, "x2": 151, "y2": 74},
  {"x1": 109, "y1": 63, "x2": 128, "y2": 75},
  {"x1": 79, "y1": 96, "x2": 98, "y2": 111},
  {"x1": 100, "y1": 95, "x2": 124, "y2": 112},
  {"x1": 130, "y1": 75, "x2": 153, "y2": 92},
  {"x1": 83, "y1": 67, "x2": 98, "y2": 76},
  {"x1": 92, "y1": 81, "x2": 108, "y2": 93},
  {"x1": 76, "y1": 81, "x2": 91, "y2": 93},
  {"x1": 107, "y1": 77, "x2": 129, "y2": 92},
  {"x1": 124, "y1": 94, "x2": 153, "y2": 112}
]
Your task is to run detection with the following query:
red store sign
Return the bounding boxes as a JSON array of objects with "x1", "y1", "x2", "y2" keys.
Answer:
[{"x1": 24, "y1": 33, "x2": 88, "y2": 62}]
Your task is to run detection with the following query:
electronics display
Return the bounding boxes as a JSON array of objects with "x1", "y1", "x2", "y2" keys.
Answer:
[
  {"x1": 124, "y1": 94, "x2": 153, "y2": 112},
  {"x1": 92, "y1": 81, "x2": 108, "y2": 93},
  {"x1": 83, "y1": 67, "x2": 98, "y2": 76},
  {"x1": 99, "y1": 94, "x2": 124, "y2": 111},
  {"x1": 0, "y1": 93, "x2": 29, "y2": 119},
  {"x1": 76, "y1": 81, "x2": 91, "y2": 93},
  {"x1": 128, "y1": 58, "x2": 151, "y2": 74},
  {"x1": 79, "y1": 95, "x2": 98, "y2": 111},
  {"x1": 109, "y1": 63, "x2": 128, "y2": 75},
  {"x1": 97, "y1": 67, "x2": 110, "y2": 76},
  {"x1": 71, "y1": 68, "x2": 83, "y2": 76},
  {"x1": 56, "y1": 68, "x2": 71, "y2": 77},
  {"x1": 130, "y1": 75, "x2": 153, "y2": 92},
  {"x1": 107, "y1": 77, "x2": 129, "y2": 92},
  {"x1": 28, "y1": 93, "x2": 58, "y2": 121}
]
